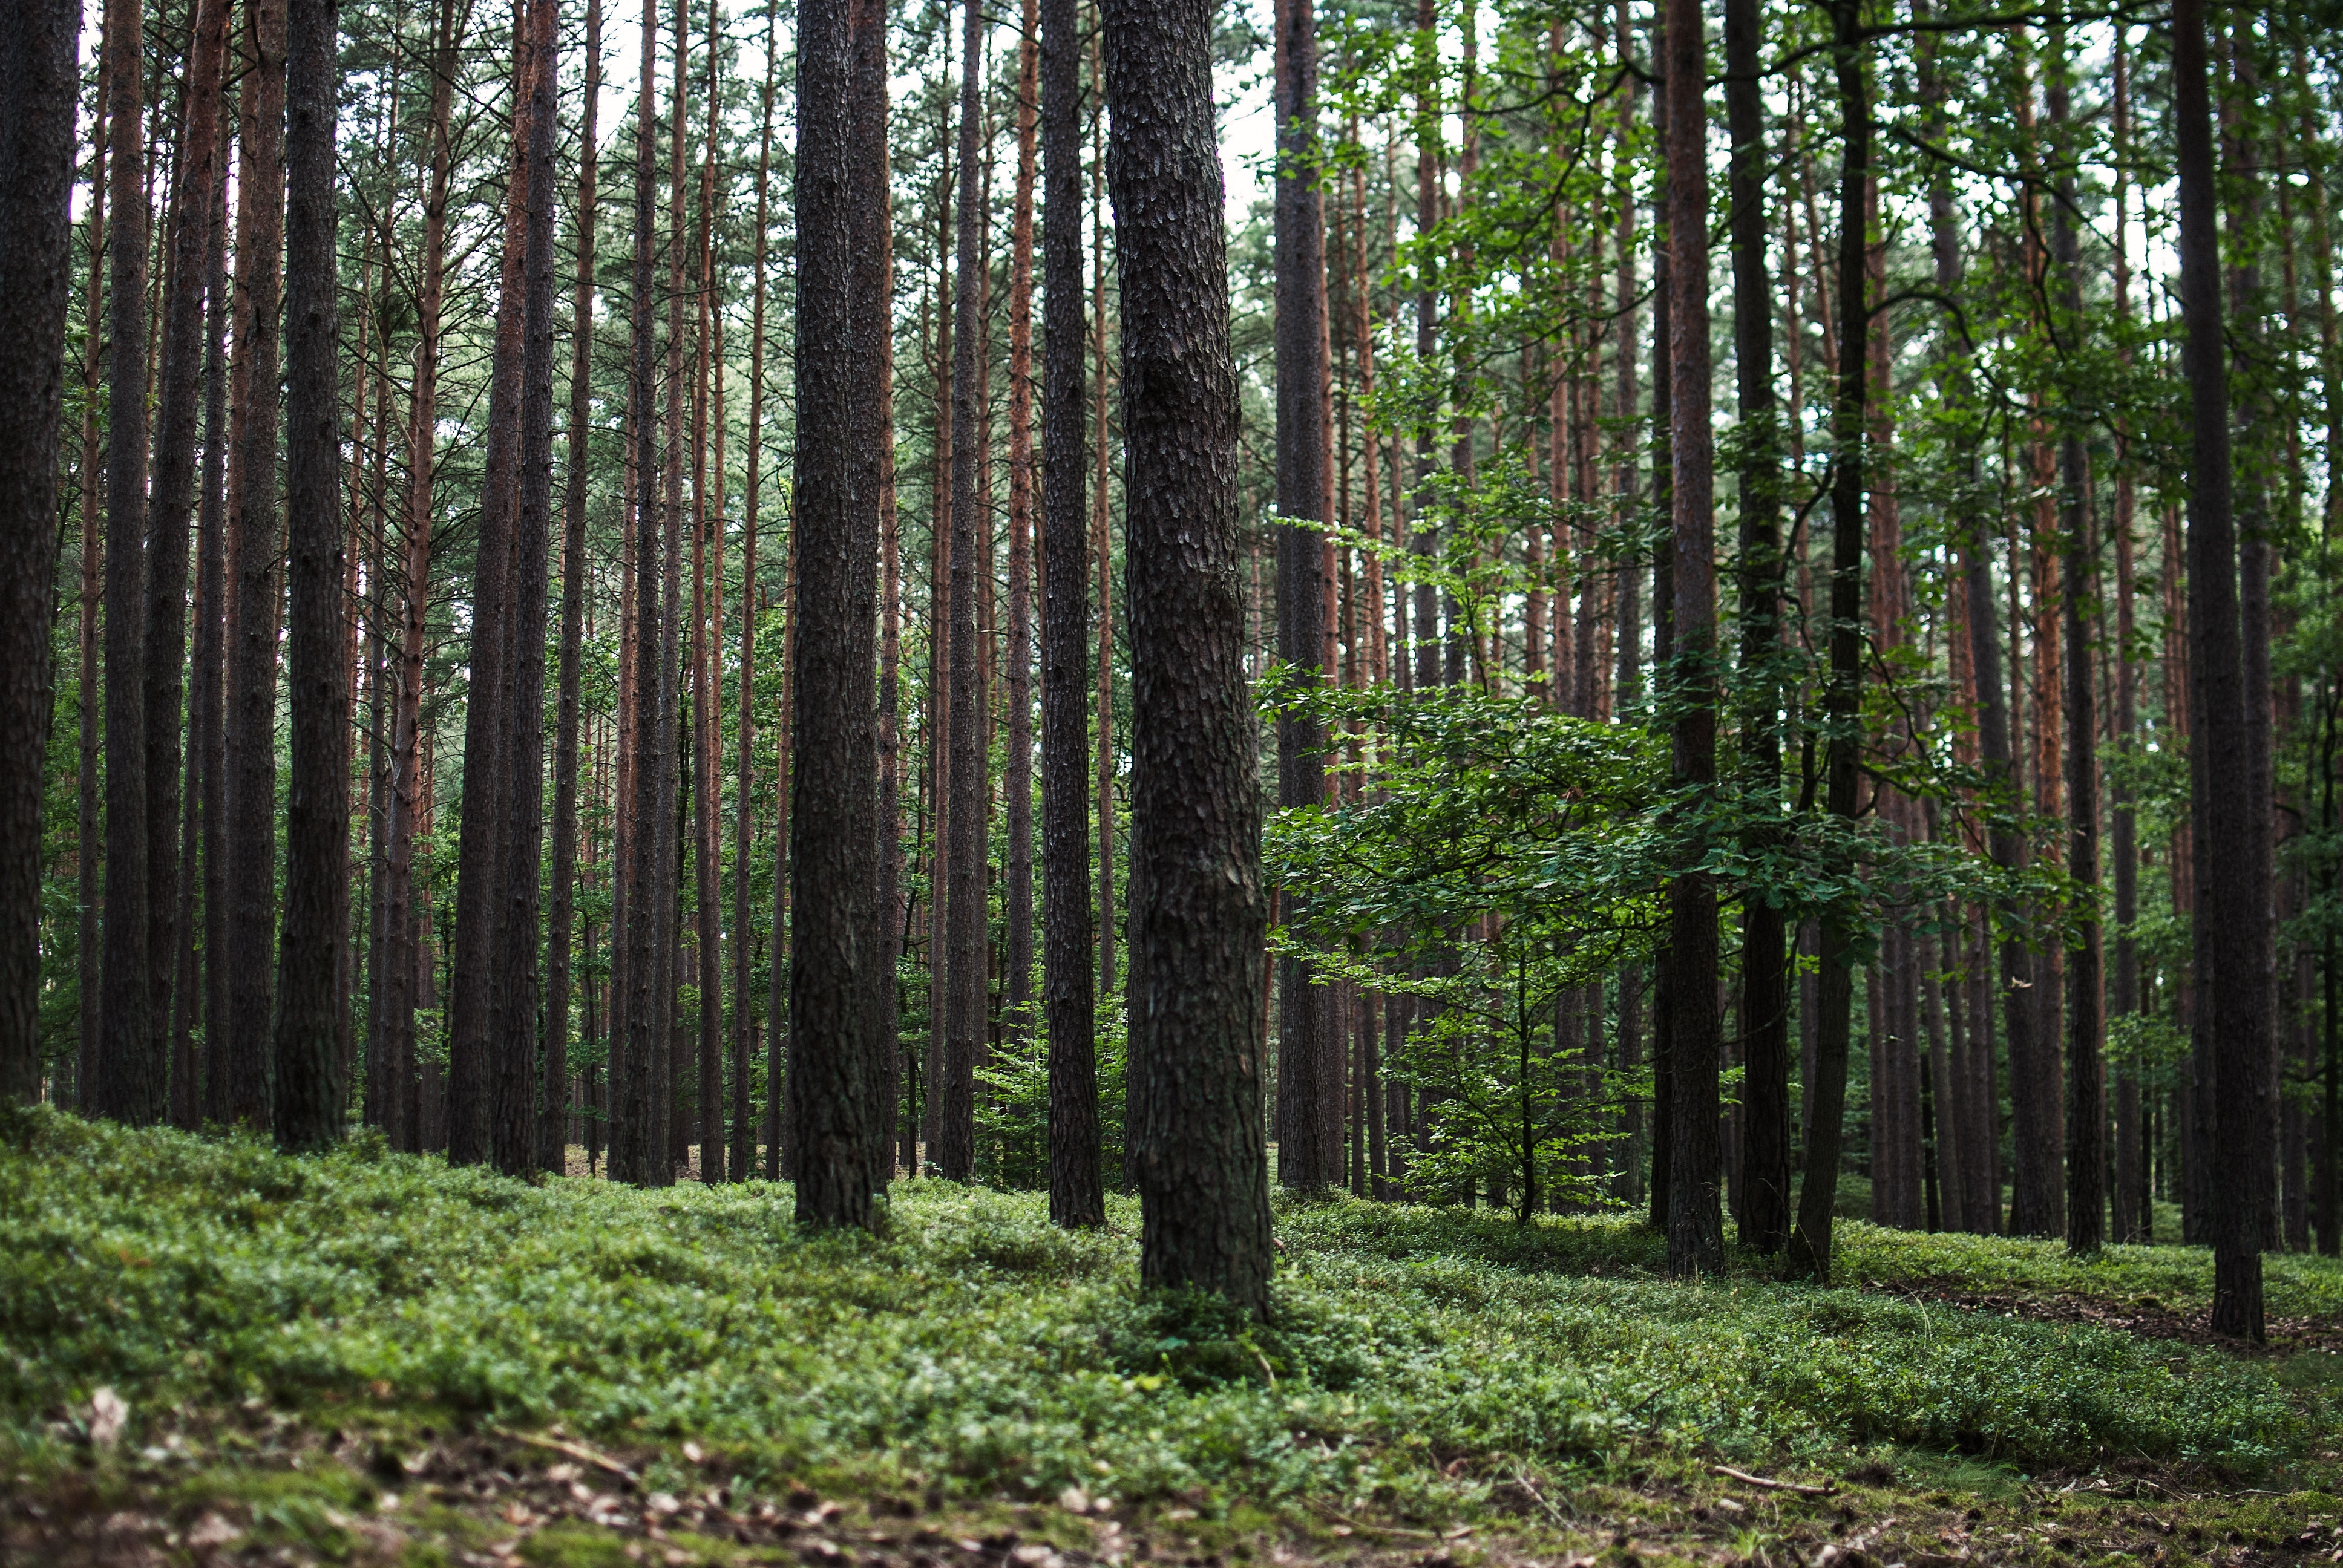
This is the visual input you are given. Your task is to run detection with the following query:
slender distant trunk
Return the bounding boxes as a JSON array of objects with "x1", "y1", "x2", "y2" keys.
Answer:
[
  {"x1": 194, "y1": 130, "x2": 231, "y2": 1126},
  {"x1": 1274, "y1": 0, "x2": 1334, "y2": 1193},
  {"x1": 2046, "y1": 33, "x2": 2103, "y2": 1253},
  {"x1": 272, "y1": 0, "x2": 346, "y2": 1150},
  {"x1": 1041, "y1": 0, "x2": 1101, "y2": 1227},
  {"x1": 652, "y1": 0, "x2": 693, "y2": 1183},
  {"x1": 1004, "y1": 0, "x2": 1038, "y2": 1073},
  {"x1": 1789, "y1": 1, "x2": 1868, "y2": 1283},
  {"x1": 76, "y1": 63, "x2": 108, "y2": 1114},
  {"x1": 0, "y1": 0, "x2": 79, "y2": 1103},
  {"x1": 1644, "y1": 6, "x2": 1673, "y2": 1232},
  {"x1": 1661, "y1": 0, "x2": 1721, "y2": 1276},
  {"x1": 96, "y1": 0, "x2": 156, "y2": 1122},
  {"x1": 146, "y1": 0, "x2": 231, "y2": 1110},
  {"x1": 690, "y1": 0, "x2": 725, "y2": 1181},
  {"x1": 733, "y1": 4, "x2": 775, "y2": 1182},
  {"x1": 1104, "y1": 0, "x2": 1275, "y2": 1318},
  {"x1": 2174, "y1": 0, "x2": 2264, "y2": 1339},
  {"x1": 788, "y1": 0, "x2": 887, "y2": 1227},
  {"x1": 848, "y1": 0, "x2": 890, "y2": 1180},
  {"x1": 1092, "y1": 47, "x2": 1117, "y2": 1007},
  {"x1": 546, "y1": 0, "x2": 601, "y2": 1172},
  {"x1": 614, "y1": 0, "x2": 668, "y2": 1187},
  {"x1": 1724, "y1": 0, "x2": 1787, "y2": 1255},
  {"x1": 937, "y1": 0, "x2": 986, "y2": 1183}
]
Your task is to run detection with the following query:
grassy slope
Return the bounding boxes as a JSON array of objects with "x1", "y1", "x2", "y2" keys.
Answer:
[{"x1": 4, "y1": 1109, "x2": 2339, "y2": 1565}]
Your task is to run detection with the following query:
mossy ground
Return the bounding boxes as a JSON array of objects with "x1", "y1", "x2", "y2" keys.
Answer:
[{"x1": 4, "y1": 1107, "x2": 2337, "y2": 1564}]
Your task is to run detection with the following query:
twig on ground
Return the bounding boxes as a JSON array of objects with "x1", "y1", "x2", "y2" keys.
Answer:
[
  {"x1": 1711, "y1": 1464, "x2": 1833, "y2": 1496},
  {"x1": 493, "y1": 1427, "x2": 637, "y2": 1481}
]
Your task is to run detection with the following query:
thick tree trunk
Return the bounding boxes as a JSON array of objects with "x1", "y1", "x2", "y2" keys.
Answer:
[
  {"x1": 545, "y1": 0, "x2": 601, "y2": 1173},
  {"x1": 937, "y1": 0, "x2": 986, "y2": 1183},
  {"x1": 97, "y1": 0, "x2": 155, "y2": 1122},
  {"x1": 1789, "y1": 1, "x2": 1868, "y2": 1282},
  {"x1": 1041, "y1": 0, "x2": 1103, "y2": 1227},
  {"x1": 0, "y1": 0, "x2": 79, "y2": 1103},
  {"x1": 2174, "y1": 0, "x2": 2264, "y2": 1339},
  {"x1": 1661, "y1": 0, "x2": 1721, "y2": 1277},
  {"x1": 272, "y1": 0, "x2": 346, "y2": 1151},
  {"x1": 1104, "y1": 0, "x2": 1276, "y2": 1318},
  {"x1": 787, "y1": 0, "x2": 888, "y2": 1227}
]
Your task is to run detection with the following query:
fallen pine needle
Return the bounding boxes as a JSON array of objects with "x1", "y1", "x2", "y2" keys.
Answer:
[{"x1": 494, "y1": 1427, "x2": 637, "y2": 1481}]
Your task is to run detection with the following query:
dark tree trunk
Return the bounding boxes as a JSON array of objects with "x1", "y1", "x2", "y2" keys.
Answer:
[
  {"x1": 545, "y1": 0, "x2": 600, "y2": 1173},
  {"x1": 1643, "y1": 4, "x2": 1672, "y2": 1233},
  {"x1": 1723, "y1": 0, "x2": 1788, "y2": 1255},
  {"x1": 613, "y1": 0, "x2": 667, "y2": 1187},
  {"x1": 1041, "y1": 0, "x2": 1103, "y2": 1227},
  {"x1": 272, "y1": 0, "x2": 344, "y2": 1151},
  {"x1": 97, "y1": 0, "x2": 155, "y2": 1123},
  {"x1": 937, "y1": 0, "x2": 986, "y2": 1183},
  {"x1": 0, "y1": 0, "x2": 80, "y2": 1103},
  {"x1": 1789, "y1": 0, "x2": 1868, "y2": 1282},
  {"x1": 787, "y1": 0, "x2": 888, "y2": 1228},
  {"x1": 492, "y1": 0, "x2": 560, "y2": 1176},
  {"x1": 1274, "y1": 0, "x2": 1335, "y2": 1194},
  {"x1": 195, "y1": 127, "x2": 230, "y2": 1127},
  {"x1": 1661, "y1": 0, "x2": 1721, "y2": 1277},
  {"x1": 1105, "y1": 0, "x2": 1275, "y2": 1318},
  {"x1": 689, "y1": 0, "x2": 724, "y2": 1183},
  {"x1": 1003, "y1": 0, "x2": 1037, "y2": 1086},
  {"x1": 145, "y1": 0, "x2": 230, "y2": 1113},
  {"x1": 2047, "y1": 34, "x2": 2103, "y2": 1253},
  {"x1": 2174, "y1": 0, "x2": 2264, "y2": 1339},
  {"x1": 221, "y1": 0, "x2": 287, "y2": 1131},
  {"x1": 734, "y1": 3, "x2": 775, "y2": 1182}
]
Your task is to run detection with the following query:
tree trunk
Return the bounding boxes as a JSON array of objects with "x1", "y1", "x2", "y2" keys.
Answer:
[
  {"x1": 937, "y1": 0, "x2": 986, "y2": 1183},
  {"x1": 787, "y1": 0, "x2": 888, "y2": 1227},
  {"x1": 1789, "y1": 0, "x2": 1868, "y2": 1282},
  {"x1": 1041, "y1": 0, "x2": 1102, "y2": 1227},
  {"x1": 97, "y1": 0, "x2": 155, "y2": 1123},
  {"x1": 0, "y1": 0, "x2": 79, "y2": 1103},
  {"x1": 1104, "y1": 0, "x2": 1276, "y2": 1318},
  {"x1": 2174, "y1": 0, "x2": 2264, "y2": 1339},
  {"x1": 272, "y1": 0, "x2": 346, "y2": 1151},
  {"x1": 1661, "y1": 0, "x2": 1721, "y2": 1277},
  {"x1": 734, "y1": 2, "x2": 775, "y2": 1183},
  {"x1": 690, "y1": 0, "x2": 725, "y2": 1181},
  {"x1": 545, "y1": 0, "x2": 601, "y2": 1173},
  {"x1": 1001, "y1": 0, "x2": 1038, "y2": 1087}
]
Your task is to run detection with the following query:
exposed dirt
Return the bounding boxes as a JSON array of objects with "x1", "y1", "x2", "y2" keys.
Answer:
[{"x1": 1873, "y1": 1278, "x2": 2343, "y2": 1356}]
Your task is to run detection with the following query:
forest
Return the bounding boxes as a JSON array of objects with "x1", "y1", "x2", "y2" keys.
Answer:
[{"x1": 4, "y1": 0, "x2": 2343, "y2": 1558}]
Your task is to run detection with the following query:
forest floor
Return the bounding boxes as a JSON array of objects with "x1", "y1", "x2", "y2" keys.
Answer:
[{"x1": 4, "y1": 1108, "x2": 2339, "y2": 1568}]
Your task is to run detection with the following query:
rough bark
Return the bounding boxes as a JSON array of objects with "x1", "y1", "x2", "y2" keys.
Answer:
[
  {"x1": 1041, "y1": 0, "x2": 1103, "y2": 1227},
  {"x1": 1003, "y1": 0, "x2": 1038, "y2": 1082},
  {"x1": 1106, "y1": 0, "x2": 1275, "y2": 1317},
  {"x1": 733, "y1": 2, "x2": 775, "y2": 1182},
  {"x1": 0, "y1": 0, "x2": 80, "y2": 1104}
]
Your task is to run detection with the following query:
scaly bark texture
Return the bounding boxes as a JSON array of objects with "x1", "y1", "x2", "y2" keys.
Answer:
[
  {"x1": 788, "y1": 0, "x2": 888, "y2": 1228},
  {"x1": 274, "y1": 0, "x2": 347, "y2": 1151},
  {"x1": 1041, "y1": 0, "x2": 1103, "y2": 1227},
  {"x1": 1004, "y1": 0, "x2": 1038, "y2": 1076},
  {"x1": 1104, "y1": 0, "x2": 1276, "y2": 1317},
  {"x1": 0, "y1": 0, "x2": 80, "y2": 1104}
]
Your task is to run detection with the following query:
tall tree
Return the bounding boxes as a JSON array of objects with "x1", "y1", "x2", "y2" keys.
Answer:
[
  {"x1": 1104, "y1": 0, "x2": 1275, "y2": 1319},
  {"x1": 274, "y1": 0, "x2": 347, "y2": 1150},
  {"x1": 1724, "y1": 0, "x2": 1788, "y2": 1255},
  {"x1": 937, "y1": 0, "x2": 986, "y2": 1183},
  {"x1": 1004, "y1": 0, "x2": 1038, "y2": 1079},
  {"x1": 1789, "y1": 0, "x2": 1870, "y2": 1282},
  {"x1": 546, "y1": 0, "x2": 602, "y2": 1172},
  {"x1": 96, "y1": 0, "x2": 154, "y2": 1122},
  {"x1": 1041, "y1": 0, "x2": 1103, "y2": 1227},
  {"x1": 788, "y1": 0, "x2": 888, "y2": 1227},
  {"x1": 1274, "y1": 0, "x2": 1335, "y2": 1194},
  {"x1": 1662, "y1": 0, "x2": 1722, "y2": 1276},
  {"x1": 2174, "y1": 0, "x2": 2264, "y2": 1339},
  {"x1": 0, "y1": 0, "x2": 80, "y2": 1104}
]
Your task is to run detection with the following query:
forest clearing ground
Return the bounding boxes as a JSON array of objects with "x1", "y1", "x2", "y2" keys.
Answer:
[{"x1": 5, "y1": 1109, "x2": 2340, "y2": 1566}]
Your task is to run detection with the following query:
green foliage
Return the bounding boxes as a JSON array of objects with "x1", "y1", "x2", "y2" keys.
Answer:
[{"x1": 2, "y1": 1109, "x2": 2321, "y2": 1518}]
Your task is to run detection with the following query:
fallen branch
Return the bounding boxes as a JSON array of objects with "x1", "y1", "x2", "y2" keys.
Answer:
[
  {"x1": 1711, "y1": 1464, "x2": 1833, "y2": 1496},
  {"x1": 1308, "y1": 1505, "x2": 1443, "y2": 1541},
  {"x1": 494, "y1": 1427, "x2": 637, "y2": 1481}
]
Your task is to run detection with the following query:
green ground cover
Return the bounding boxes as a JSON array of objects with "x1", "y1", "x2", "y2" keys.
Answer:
[{"x1": 5, "y1": 1106, "x2": 2333, "y2": 1527}]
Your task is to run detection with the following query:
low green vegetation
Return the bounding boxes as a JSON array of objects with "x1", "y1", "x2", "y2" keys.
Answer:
[{"x1": 6, "y1": 1106, "x2": 2335, "y2": 1536}]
